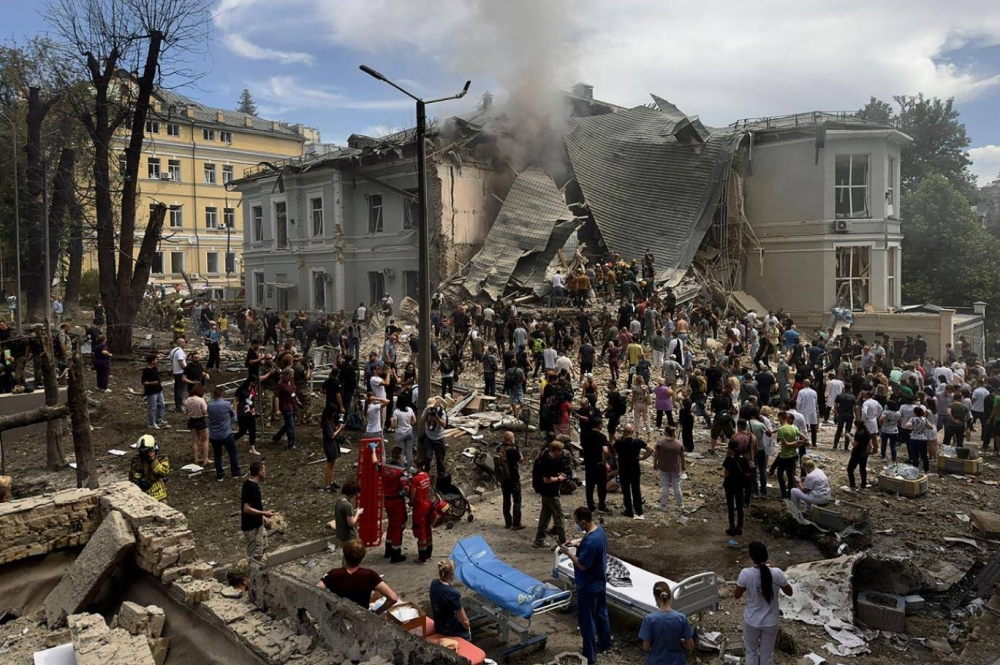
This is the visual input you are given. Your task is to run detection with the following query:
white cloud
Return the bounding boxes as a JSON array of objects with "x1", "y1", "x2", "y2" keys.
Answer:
[
  {"x1": 254, "y1": 75, "x2": 415, "y2": 112},
  {"x1": 970, "y1": 145, "x2": 1000, "y2": 186},
  {"x1": 222, "y1": 33, "x2": 314, "y2": 65},
  {"x1": 211, "y1": 0, "x2": 1000, "y2": 140}
]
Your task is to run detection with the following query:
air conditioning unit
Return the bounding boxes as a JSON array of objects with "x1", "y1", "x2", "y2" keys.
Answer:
[
  {"x1": 382, "y1": 268, "x2": 395, "y2": 278},
  {"x1": 160, "y1": 172, "x2": 172, "y2": 181},
  {"x1": 833, "y1": 219, "x2": 852, "y2": 234}
]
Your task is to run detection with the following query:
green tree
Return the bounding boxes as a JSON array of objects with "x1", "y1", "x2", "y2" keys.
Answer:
[
  {"x1": 856, "y1": 96, "x2": 895, "y2": 126},
  {"x1": 237, "y1": 87, "x2": 257, "y2": 115},
  {"x1": 902, "y1": 174, "x2": 1000, "y2": 323},
  {"x1": 895, "y1": 94, "x2": 975, "y2": 195}
]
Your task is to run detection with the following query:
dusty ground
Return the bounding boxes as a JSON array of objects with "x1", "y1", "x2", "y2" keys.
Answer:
[{"x1": 4, "y1": 328, "x2": 1000, "y2": 664}]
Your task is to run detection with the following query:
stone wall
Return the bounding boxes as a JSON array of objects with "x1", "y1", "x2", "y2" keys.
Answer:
[
  {"x1": 0, "y1": 487, "x2": 102, "y2": 565},
  {"x1": 0, "y1": 482, "x2": 200, "y2": 581},
  {"x1": 248, "y1": 566, "x2": 465, "y2": 665}
]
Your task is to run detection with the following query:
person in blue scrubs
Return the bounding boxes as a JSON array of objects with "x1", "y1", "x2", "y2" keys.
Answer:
[
  {"x1": 638, "y1": 580, "x2": 695, "y2": 664},
  {"x1": 560, "y1": 506, "x2": 612, "y2": 663}
]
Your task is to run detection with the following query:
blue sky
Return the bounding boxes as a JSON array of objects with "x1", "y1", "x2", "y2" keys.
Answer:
[{"x1": 4, "y1": 0, "x2": 1000, "y2": 185}]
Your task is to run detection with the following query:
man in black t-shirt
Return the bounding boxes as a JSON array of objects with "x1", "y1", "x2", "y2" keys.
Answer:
[
  {"x1": 182, "y1": 351, "x2": 209, "y2": 394},
  {"x1": 241, "y1": 461, "x2": 272, "y2": 561},
  {"x1": 581, "y1": 425, "x2": 609, "y2": 513},
  {"x1": 710, "y1": 385, "x2": 736, "y2": 452},
  {"x1": 246, "y1": 339, "x2": 263, "y2": 379},
  {"x1": 614, "y1": 425, "x2": 653, "y2": 518},
  {"x1": 498, "y1": 431, "x2": 524, "y2": 530},
  {"x1": 322, "y1": 366, "x2": 344, "y2": 412},
  {"x1": 832, "y1": 391, "x2": 857, "y2": 450},
  {"x1": 141, "y1": 353, "x2": 166, "y2": 429},
  {"x1": 532, "y1": 441, "x2": 569, "y2": 548}
]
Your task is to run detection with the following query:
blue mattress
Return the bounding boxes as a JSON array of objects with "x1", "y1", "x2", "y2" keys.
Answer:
[{"x1": 450, "y1": 535, "x2": 559, "y2": 619}]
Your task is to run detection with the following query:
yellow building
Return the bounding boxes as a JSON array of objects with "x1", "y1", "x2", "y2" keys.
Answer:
[{"x1": 83, "y1": 88, "x2": 310, "y2": 293}]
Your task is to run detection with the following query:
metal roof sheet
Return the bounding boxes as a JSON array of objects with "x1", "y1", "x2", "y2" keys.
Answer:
[
  {"x1": 564, "y1": 105, "x2": 742, "y2": 281},
  {"x1": 458, "y1": 168, "x2": 576, "y2": 300}
]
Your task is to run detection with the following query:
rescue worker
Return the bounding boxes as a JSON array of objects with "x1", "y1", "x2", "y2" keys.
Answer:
[
  {"x1": 171, "y1": 308, "x2": 186, "y2": 340},
  {"x1": 409, "y1": 459, "x2": 433, "y2": 565},
  {"x1": 130, "y1": 434, "x2": 171, "y2": 502},
  {"x1": 373, "y1": 443, "x2": 409, "y2": 563}
]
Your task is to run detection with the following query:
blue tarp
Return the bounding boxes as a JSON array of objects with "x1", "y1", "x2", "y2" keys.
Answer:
[{"x1": 450, "y1": 535, "x2": 551, "y2": 619}]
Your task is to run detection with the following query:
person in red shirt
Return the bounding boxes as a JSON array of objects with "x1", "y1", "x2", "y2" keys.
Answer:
[
  {"x1": 409, "y1": 461, "x2": 433, "y2": 564},
  {"x1": 373, "y1": 444, "x2": 409, "y2": 563}
]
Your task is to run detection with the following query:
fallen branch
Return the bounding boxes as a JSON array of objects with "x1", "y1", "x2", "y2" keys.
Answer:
[{"x1": 0, "y1": 404, "x2": 70, "y2": 432}]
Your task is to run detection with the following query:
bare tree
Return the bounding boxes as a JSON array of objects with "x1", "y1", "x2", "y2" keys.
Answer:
[
  {"x1": 68, "y1": 338, "x2": 98, "y2": 488},
  {"x1": 47, "y1": 0, "x2": 211, "y2": 353}
]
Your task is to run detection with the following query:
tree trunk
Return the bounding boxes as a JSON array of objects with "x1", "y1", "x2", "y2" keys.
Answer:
[
  {"x1": 24, "y1": 87, "x2": 54, "y2": 324},
  {"x1": 37, "y1": 328, "x2": 66, "y2": 471},
  {"x1": 0, "y1": 404, "x2": 69, "y2": 431},
  {"x1": 68, "y1": 342, "x2": 98, "y2": 489},
  {"x1": 48, "y1": 118, "x2": 75, "y2": 311},
  {"x1": 63, "y1": 199, "x2": 84, "y2": 319}
]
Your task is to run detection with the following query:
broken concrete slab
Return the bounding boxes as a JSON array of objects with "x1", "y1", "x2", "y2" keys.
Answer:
[
  {"x1": 45, "y1": 511, "x2": 136, "y2": 627},
  {"x1": 970, "y1": 510, "x2": 1000, "y2": 540}
]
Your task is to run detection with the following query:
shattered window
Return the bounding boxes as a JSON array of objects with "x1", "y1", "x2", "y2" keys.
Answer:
[
  {"x1": 835, "y1": 154, "x2": 870, "y2": 219},
  {"x1": 275, "y1": 201, "x2": 288, "y2": 249},
  {"x1": 887, "y1": 246, "x2": 897, "y2": 308},
  {"x1": 313, "y1": 271, "x2": 326, "y2": 310},
  {"x1": 369, "y1": 271, "x2": 385, "y2": 305},
  {"x1": 403, "y1": 270, "x2": 419, "y2": 299},
  {"x1": 403, "y1": 190, "x2": 419, "y2": 230},
  {"x1": 835, "y1": 246, "x2": 870, "y2": 311},
  {"x1": 368, "y1": 194, "x2": 384, "y2": 234}
]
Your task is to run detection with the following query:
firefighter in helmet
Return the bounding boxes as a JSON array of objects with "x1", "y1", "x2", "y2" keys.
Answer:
[{"x1": 130, "y1": 434, "x2": 171, "y2": 502}]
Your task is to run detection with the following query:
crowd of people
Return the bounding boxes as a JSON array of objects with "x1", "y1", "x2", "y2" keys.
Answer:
[{"x1": 119, "y1": 248, "x2": 1000, "y2": 665}]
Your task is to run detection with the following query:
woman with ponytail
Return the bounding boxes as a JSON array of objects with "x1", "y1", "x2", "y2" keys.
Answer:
[
  {"x1": 734, "y1": 542, "x2": 794, "y2": 665},
  {"x1": 429, "y1": 559, "x2": 471, "y2": 640},
  {"x1": 638, "y1": 581, "x2": 694, "y2": 663}
]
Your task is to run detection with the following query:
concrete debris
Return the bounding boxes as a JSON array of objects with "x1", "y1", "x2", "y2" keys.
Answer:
[
  {"x1": 68, "y1": 613, "x2": 155, "y2": 665},
  {"x1": 781, "y1": 554, "x2": 861, "y2": 627},
  {"x1": 44, "y1": 511, "x2": 136, "y2": 627}
]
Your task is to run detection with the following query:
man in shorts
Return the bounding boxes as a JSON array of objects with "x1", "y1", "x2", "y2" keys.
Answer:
[{"x1": 241, "y1": 461, "x2": 273, "y2": 562}]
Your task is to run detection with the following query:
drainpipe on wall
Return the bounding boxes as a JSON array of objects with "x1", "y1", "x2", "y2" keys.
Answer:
[{"x1": 190, "y1": 118, "x2": 201, "y2": 281}]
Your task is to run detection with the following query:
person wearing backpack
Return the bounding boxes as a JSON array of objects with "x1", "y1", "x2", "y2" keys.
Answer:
[
  {"x1": 532, "y1": 439, "x2": 568, "y2": 549},
  {"x1": 729, "y1": 420, "x2": 757, "y2": 508},
  {"x1": 496, "y1": 431, "x2": 525, "y2": 530}
]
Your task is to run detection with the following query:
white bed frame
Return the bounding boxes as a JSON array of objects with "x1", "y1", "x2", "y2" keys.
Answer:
[{"x1": 551, "y1": 549, "x2": 719, "y2": 620}]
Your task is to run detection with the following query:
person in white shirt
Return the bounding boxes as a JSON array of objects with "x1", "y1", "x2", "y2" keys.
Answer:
[
  {"x1": 825, "y1": 373, "x2": 844, "y2": 423},
  {"x1": 860, "y1": 389, "x2": 883, "y2": 435},
  {"x1": 555, "y1": 353, "x2": 573, "y2": 378},
  {"x1": 971, "y1": 383, "x2": 991, "y2": 436},
  {"x1": 354, "y1": 302, "x2": 367, "y2": 323},
  {"x1": 795, "y1": 380, "x2": 819, "y2": 446},
  {"x1": 790, "y1": 457, "x2": 831, "y2": 509},
  {"x1": 170, "y1": 339, "x2": 187, "y2": 413},
  {"x1": 735, "y1": 541, "x2": 793, "y2": 665},
  {"x1": 390, "y1": 401, "x2": 418, "y2": 470},
  {"x1": 543, "y1": 344, "x2": 558, "y2": 370},
  {"x1": 365, "y1": 393, "x2": 390, "y2": 453},
  {"x1": 551, "y1": 271, "x2": 565, "y2": 307}
]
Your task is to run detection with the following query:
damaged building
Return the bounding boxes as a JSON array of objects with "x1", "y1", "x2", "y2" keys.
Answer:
[{"x1": 233, "y1": 84, "x2": 977, "y2": 356}]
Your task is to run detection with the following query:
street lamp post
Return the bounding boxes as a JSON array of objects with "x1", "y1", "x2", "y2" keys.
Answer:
[
  {"x1": 359, "y1": 66, "x2": 470, "y2": 411},
  {"x1": 0, "y1": 111, "x2": 23, "y2": 333}
]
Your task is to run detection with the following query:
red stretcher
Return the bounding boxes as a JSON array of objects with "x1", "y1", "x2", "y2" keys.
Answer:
[{"x1": 356, "y1": 438, "x2": 384, "y2": 547}]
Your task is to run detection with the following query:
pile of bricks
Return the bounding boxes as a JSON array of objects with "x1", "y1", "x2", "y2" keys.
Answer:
[
  {"x1": 68, "y1": 612, "x2": 156, "y2": 665},
  {"x1": 112, "y1": 602, "x2": 170, "y2": 665},
  {"x1": 0, "y1": 488, "x2": 101, "y2": 564}
]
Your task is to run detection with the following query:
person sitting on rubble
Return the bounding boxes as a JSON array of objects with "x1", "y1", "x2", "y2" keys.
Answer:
[
  {"x1": 0, "y1": 475, "x2": 12, "y2": 502},
  {"x1": 789, "y1": 457, "x2": 830, "y2": 512},
  {"x1": 317, "y1": 539, "x2": 399, "y2": 614},
  {"x1": 130, "y1": 434, "x2": 171, "y2": 502}
]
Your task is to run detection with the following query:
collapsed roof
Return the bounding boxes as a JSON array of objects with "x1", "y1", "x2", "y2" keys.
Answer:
[
  {"x1": 445, "y1": 167, "x2": 578, "y2": 301},
  {"x1": 564, "y1": 98, "x2": 744, "y2": 284}
]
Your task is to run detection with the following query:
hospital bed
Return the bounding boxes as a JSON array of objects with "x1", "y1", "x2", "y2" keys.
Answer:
[
  {"x1": 450, "y1": 536, "x2": 573, "y2": 660},
  {"x1": 552, "y1": 548, "x2": 719, "y2": 620}
]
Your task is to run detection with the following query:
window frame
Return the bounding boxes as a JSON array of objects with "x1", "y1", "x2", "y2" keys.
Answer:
[
  {"x1": 225, "y1": 251, "x2": 237, "y2": 275},
  {"x1": 147, "y1": 157, "x2": 161, "y2": 179},
  {"x1": 834, "y1": 244, "x2": 872, "y2": 312},
  {"x1": 202, "y1": 128, "x2": 216, "y2": 141},
  {"x1": 152, "y1": 251, "x2": 165, "y2": 275},
  {"x1": 310, "y1": 268, "x2": 327, "y2": 311},
  {"x1": 887, "y1": 246, "x2": 897, "y2": 308},
  {"x1": 309, "y1": 196, "x2": 324, "y2": 237},
  {"x1": 220, "y1": 131, "x2": 233, "y2": 143},
  {"x1": 169, "y1": 251, "x2": 185, "y2": 275},
  {"x1": 886, "y1": 156, "x2": 897, "y2": 219},
  {"x1": 145, "y1": 120, "x2": 160, "y2": 134},
  {"x1": 205, "y1": 207, "x2": 219, "y2": 229},
  {"x1": 251, "y1": 205, "x2": 263, "y2": 242},
  {"x1": 167, "y1": 159, "x2": 181, "y2": 181},
  {"x1": 222, "y1": 165, "x2": 234, "y2": 184},
  {"x1": 253, "y1": 270, "x2": 265, "y2": 307},
  {"x1": 368, "y1": 194, "x2": 384, "y2": 234},
  {"x1": 169, "y1": 205, "x2": 183, "y2": 228},
  {"x1": 403, "y1": 270, "x2": 419, "y2": 300},
  {"x1": 403, "y1": 190, "x2": 419, "y2": 230},
  {"x1": 204, "y1": 163, "x2": 217, "y2": 184},
  {"x1": 834, "y1": 153, "x2": 871, "y2": 219},
  {"x1": 274, "y1": 199, "x2": 289, "y2": 249},
  {"x1": 166, "y1": 123, "x2": 180, "y2": 137},
  {"x1": 368, "y1": 271, "x2": 386, "y2": 305},
  {"x1": 206, "y1": 251, "x2": 220, "y2": 275},
  {"x1": 223, "y1": 207, "x2": 235, "y2": 230}
]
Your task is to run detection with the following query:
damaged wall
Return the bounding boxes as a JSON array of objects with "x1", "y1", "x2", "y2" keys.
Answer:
[{"x1": 248, "y1": 565, "x2": 463, "y2": 665}]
